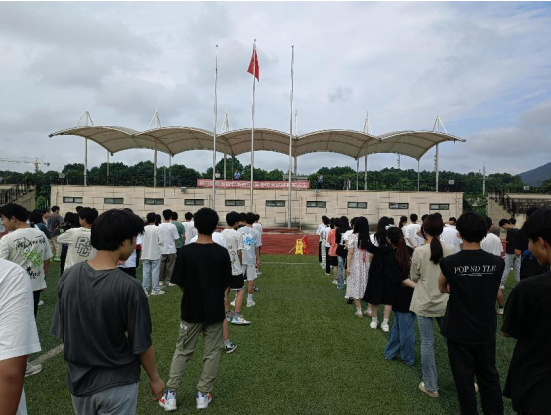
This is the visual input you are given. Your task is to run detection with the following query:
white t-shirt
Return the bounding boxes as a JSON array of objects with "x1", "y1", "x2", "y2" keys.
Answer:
[
  {"x1": 0, "y1": 259, "x2": 41, "y2": 415},
  {"x1": 322, "y1": 226, "x2": 331, "y2": 248},
  {"x1": 481, "y1": 233, "x2": 503, "y2": 257},
  {"x1": 57, "y1": 227, "x2": 96, "y2": 271},
  {"x1": 316, "y1": 223, "x2": 325, "y2": 242},
  {"x1": 141, "y1": 225, "x2": 162, "y2": 261},
  {"x1": 252, "y1": 223, "x2": 263, "y2": 246},
  {"x1": 405, "y1": 223, "x2": 421, "y2": 248},
  {"x1": 0, "y1": 227, "x2": 53, "y2": 291},
  {"x1": 441, "y1": 225, "x2": 462, "y2": 253},
  {"x1": 238, "y1": 226, "x2": 260, "y2": 265},
  {"x1": 183, "y1": 221, "x2": 197, "y2": 246},
  {"x1": 158, "y1": 222, "x2": 179, "y2": 255},
  {"x1": 190, "y1": 231, "x2": 227, "y2": 248},
  {"x1": 120, "y1": 235, "x2": 142, "y2": 268},
  {"x1": 342, "y1": 229, "x2": 353, "y2": 246},
  {"x1": 222, "y1": 229, "x2": 244, "y2": 275}
]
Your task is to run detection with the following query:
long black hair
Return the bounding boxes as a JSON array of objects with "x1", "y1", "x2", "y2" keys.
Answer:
[
  {"x1": 375, "y1": 216, "x2": 391, "y2": 248},
  {"x1": 336, "y1": 216, "x2": 349, "y2": 243},
  {"x1": 399, "y1": 216, "x2": 408, "y2": 229},
  {"x1": 28, "y1": 210, "x2": 43, "y2": 228},
  {"x1": 387, "y1": 226, "x2": 411, "y2": 273},
  {"x1": 353, "y1": 216, "x2": 370, "y2": 251},
  {"x1": 423, "y1": 214, "x2": 444, "y2": 264}
]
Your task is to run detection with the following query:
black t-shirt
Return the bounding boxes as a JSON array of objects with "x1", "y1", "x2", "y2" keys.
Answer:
[
  {"x1": 505, "y1": 228, "x2": 519, "y2": 255},
  {"x1": 51, "y1": 262, "x2": 152, "y2": 397},
  {"x1": 513, "y1": 231, "x2": 549, "y2": 279},
  {"x1": 502, "y1": 271, "x2": 551, "y2": 414},
  {"x1": 171, "y1": 243, "x2": 232, "y2": 324},
  {"x1": 387, "y1": 247, "x2": 415, "y2": 313},
  {"x1": 439, "y1": 250, "x2": 504, "y2": 344}
]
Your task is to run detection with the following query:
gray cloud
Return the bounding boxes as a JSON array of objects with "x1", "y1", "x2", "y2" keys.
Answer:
[{"x1": 327, "y1": 86, "x2": 352, "y2": 104}]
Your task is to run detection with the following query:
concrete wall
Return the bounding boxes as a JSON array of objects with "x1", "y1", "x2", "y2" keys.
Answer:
[
  {"x1": 14, "y1": 191, "x2": 36, "y2": 211},
  {"x1": 51, "y1": 185, "x2": 463, "y2": 230}
]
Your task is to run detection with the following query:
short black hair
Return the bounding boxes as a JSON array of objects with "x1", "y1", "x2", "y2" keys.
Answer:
[
  {"x1": 0, "y1": 203, "x2": 28, "y2": 222},
  {"x1": 239, "y1": 212, "x2": 246, "y2": 222},
  {"x1": 162, "y1": 209, "x2": 173, "y2": 220},
  {"x1": 51, "y1": 205, "x2": 60, "y2": 213},
  {"x1": 79, "y1": 207, "x2": 98, "y2": 224},
  {"x1": 245, "y1": 212, "x2": 256, "y2": 225},
  {"x1": 456, "y1": 212, "x2": 488, "y2": 243},
  {"x1": 171, "y1": 211, "x2": 179, "y2": 220},
  {"x1": 522, "y1": 208, "x2": 551, "y2": 246},
  {"x1": 41, "y1": 209, "x2": 49, "y2": 216},
  {"x1": 526, "y1": 206, "x2": 539, "y2": 217},
  {"x1": 255, "y1": 214, "x2": 260, "y2": 221},
  {"x1": 498, "y1": 219, "x2": 510, "y2": 228},
  {"x1": 421, "y1": 214, "x2": 428, "y2": 222},
  {"x1": 91, "y1": 209, "x2": 144, "y2": 251},
  {"x1": 410, "y1": 213, "x2": 418, "y2": 222},
  {"x1": 28, "y1": 210, "x2": 43, "y2": 226},
  {"x1": 146, "y1": 212, "x2": 157, "y2": 223},
  {"x1": 75, "y1": 206, "x2": 83, "y2": 213},
  {"x1": 449, "y1": 217, "x2": 456, "y2": 224},
  {"x1": 194, "y1": 208, "x2": 219, "y2": 235},
  {"x1": 433, "y1": 212, "x2": 443, "y2": 218},
  {"x1": 226, "y1": 211, "x2": 240, "y2": 226},
  {"x1": 322, "y1": 216, "x2": 330, "y2": 225},
  {"x1": 509, "y1": 217, "x2": 516, "y2": 225},
  {"x1": 484, "y1": 216, "x2": 493, "y2": 231},
  {"x1": 185, "y1": 212, "x2": 193, "y2": 220}
]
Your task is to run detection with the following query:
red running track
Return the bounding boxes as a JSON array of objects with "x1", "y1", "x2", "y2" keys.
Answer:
[{"x1": 260, "y1": 233, "x2": 319, "y2": 255}]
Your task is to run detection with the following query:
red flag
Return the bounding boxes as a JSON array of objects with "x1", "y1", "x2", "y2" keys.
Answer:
[{"x1": 247, "y1": 48, "x2": 259, "y2": 81}]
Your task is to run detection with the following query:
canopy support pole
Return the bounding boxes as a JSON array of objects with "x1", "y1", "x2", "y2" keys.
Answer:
[
  {"x1": 435, "y1": 143, "x2": 439, "y2": 193},
  {"x1": 154, "y1": 139, "x2": 157, "y2": 188},
  {"x1": 417, "y1": 159, "x2": 420, "y2": 192},
  {"x1": 84, "y1": 138, "x2": 88, "y2": 186},
  {"x1": 169, "y1": 155, "x2": 172, "y2": 187},
  {"x1": 287, "y1": 46, "x2": 294, "y2": 229},
  {"x1": 106, "y1": 151, "x2": 110, "y2": 177},
  {"x1": 364, "y1": 155, "x2": 368, "y2": 191},
  {"x1": 223, "y1": 153, "x2": 227, "y2": 180},
  {"x1": 356, "y1": 158, "x2": 359, "y2": 190}
]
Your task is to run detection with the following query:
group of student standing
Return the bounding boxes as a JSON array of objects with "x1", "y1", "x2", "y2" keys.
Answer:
[
  {"x1": 0, "y1": 201, "x2": 264, "y2": 414},
  {"x1": 317, "y1": 209, "x2": 551, "y2": 415}
]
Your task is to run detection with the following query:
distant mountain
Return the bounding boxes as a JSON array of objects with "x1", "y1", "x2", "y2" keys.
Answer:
[{"x1": 520, "y1": 162, "x2": 551, "y2": 187}]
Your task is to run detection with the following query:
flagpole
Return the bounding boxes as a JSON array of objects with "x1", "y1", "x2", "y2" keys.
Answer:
[
  {"x1": 250, "y1": 39, "x2": 256, "y2": 211},
  {"x1": 287, "y1": 45, "x2": 294, "y2": 228},
  {"x1": 212, "y1": 45, "x2": 218, "y2": 209}
]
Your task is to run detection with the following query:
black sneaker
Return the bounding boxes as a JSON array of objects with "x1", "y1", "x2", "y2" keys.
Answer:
[
  {"x1": 346, "y1": 297, "x2": 353, "y2": 305},
  {"x1": 225, "y1": 342, "x2": 238, "y2": 354},
  {"x1": 253, "y1": 285, "x2": 259, "y2": 292}
]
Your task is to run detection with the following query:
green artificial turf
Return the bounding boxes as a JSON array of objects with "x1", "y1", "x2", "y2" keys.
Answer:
[{"x1": 26, "y1": 255, "x2": 517, "y2": 414}]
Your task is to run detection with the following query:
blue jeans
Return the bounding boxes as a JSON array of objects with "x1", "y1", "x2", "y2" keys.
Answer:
[
  {"x1": 142, "y1": 259, "x2": 161, "y2": 293},
  {"x1": 337, "y1": 256, "x2": 345, "y2": 290},
  {"x1": 384, "y1": 311, "x2": 416, "y2": 365},
  {"x1": 417, "y1": 315, "x2": 444, "y2": 392}
]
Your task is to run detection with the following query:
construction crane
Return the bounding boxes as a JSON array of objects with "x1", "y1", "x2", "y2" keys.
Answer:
[{"x1": 0, "y1": 157, "x2": 51, "y2": 173}]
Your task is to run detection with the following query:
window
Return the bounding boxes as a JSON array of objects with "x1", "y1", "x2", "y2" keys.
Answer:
[
  {"x1": 185, "y1": 199, "x2": 205, "y2": 206},
  {"x1": 348, "y1": 202, "x2": 368, "y2": 209},
  {"x1": 430, "y1": 203, "x2": 450, "y2": 210},
  {"x1": 104, "y1": 198, "x2": 124, "y2": 204},
  {"x1": 266, "y1": 200, "x2": 285, "y2": 207},
  {"x1": 307, "y1": 201, "x2": 326, "y2": 208},
  {"x1": 63, "y1": 197, "x2": 83, "y2": 203},
  {"x1": 389, "y1": 203, "x2": 409, "y2": 210},
  {"x1": 145, "y1": 198, "x2": 164, "y2": 205},
  {"x1": 225, "y1": 200, "x2": 246, "y2": 207}
]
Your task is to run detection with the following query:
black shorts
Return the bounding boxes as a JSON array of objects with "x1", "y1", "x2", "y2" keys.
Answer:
[
  {"x1": 230, "y1": 273, "x2": 245, "y2": 290},
  {"x1": 328, "y1": 256, "x2": 338, "y2": 267}
]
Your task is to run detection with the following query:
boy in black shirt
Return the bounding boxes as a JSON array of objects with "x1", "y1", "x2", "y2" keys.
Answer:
[
  {"x1": 51, "y1": 209, "x2": 165, "y2": 414},
  {"x1": 159, "y1": 208, "x2": 231, "y2": 412},
  {"x1": 514, "y1": 207, "x2": 549, "y2": 280},
  {"x1": 439, "y1": 212, "x2": 505, "y2": 415},
  {"x1": 502, "y1": 208, "x2": 551, "y2": 414}
]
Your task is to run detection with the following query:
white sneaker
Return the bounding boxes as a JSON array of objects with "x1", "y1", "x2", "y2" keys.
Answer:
[
  {"x1": 354, "y1": 311, "x2": 363, "y2": 318},
  {"x1": 25, "y1": 362, "x2": 42, "y2": 377},
  {"x1": 370, "y1": 321, "x2": 378, "y2": 329},
  {"x1": 363, "y1": 308, "x2": 371, "y2": 316},
  {"x1": 159, "y1": 390, "x2": 177, "y2": 411},
  {"x1": 151, "y1": 290, "x2": 165, "y2": 296},
  {"x1": 168, "y1": 283, "x2": 176, "y2": 287},
  {"x1": 332, "y1": 280, "x2": 338, "y2": 285},
  {"x1": 38, "y1": 300, "x2": 44, "y2": 306},
  {"x1": 231, "y1": 315, "x2": 252, "y2": 325},
  {"x1": 196, "y1": 392, "x2": 212, "y2": 409},
  {"x1": 247, "y1": 300, "x2": 256, "y2": 308},
  {"x1": 381, "y1": 322, "x2": 390, "y2": 332},
  {"x1": 230, "y1": 300, "x2": 236, "y2": 307},
  {"x1": 499, "y1": 284, "x2": 505, "y2": 290},
  {"x1": 497, "y1": 307, "x2": 504, "y2": 315}
]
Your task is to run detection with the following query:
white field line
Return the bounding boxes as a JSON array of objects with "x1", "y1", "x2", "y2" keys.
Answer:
[
  {"x1": 30, "y1": 344, "x2": 64, "y2": 366},
  {"x1": 261, "y1": 262, "x2": 312, "y2": 265}
]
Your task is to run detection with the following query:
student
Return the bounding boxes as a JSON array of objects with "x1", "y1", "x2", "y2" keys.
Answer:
[
  {"x1": 29, "y1": 210, "x2": 51, "y2": 238},
  {"x1": 159, "y1": 208, "x2": 231, "y2": 412},
  {"x1": 316, "y1": 216, "x2": 328, "y2": 266},
  {"x1": 171, "y1": 211, "x2": 186, "y2": 252},
  {"x1": 57, "y1": 207, "x2": 98, "y2": 272},
  {"x1": 336, "y1": 216, "x2": 350, "y2": 290},
  {"x1": 405, "y1": 213, "x2": 421, "y2": 248},
  {"x1": 441, "y1": 217, "x2": 462, "y2": 253},
  {"x1": 319, "y1": 216, "x2": 330, "y2": 271},
  {"x1": 238, "y1": 213, "x2": 261, "y2": 307},
  {"x1": 46, "y1": 205, "x2": 63, "y2": 261},
  {"x1": 514, "y1": 206, "x2": 549, "y2": 280},
  {"x1": 118, "y1": 208, "x2": 142, "y2": 279},
  {"x1": 398, "y1": 215, "x2": 408, "y2": 233},
  {"x1": 327, "y1": 218, "x2": 339, "y2": 285},
  {"x1": 323, "y1": 217, "x2": 331, "y2": 275},
  {"x1": 502, "y1": 208, "x2": 551, "y2": 414},
  {"x1": 51, "y1": 209, "x2": 165, "y2": 414},
  {"x1": 0, "y1": 258, "x2": 41, "y2": 415},
  {"x1": 158, "y1": 209, "x2": 180, "y2": 286},
  {"x1": 383, "y1": 227, "x2": 416, "y2": 366},
  {"x1": 59, "y1": 212, "x2": 81, "y2": 273},
  {"x1": 183, "y1": 212, "x2": 197, "y2": 245},
  {"x1": 345, "y1": 217, "x2": 370, "y2": 317},
  {"x1": 222, "y1": 211, "x2": 251, "y2": 327},
  {"x1": 410, "y1": 214, "x2": 455, "y2": 398},
  {"x1": 481, "y1": 216, "x2": 506, "y2": 315},
  {"x1": 499, "y1": 218, "x2": 520, "y2": 287},
  {"x1": 141, "y1": 212, "x2": 165, "y2": 296},
  {"x1": 253, "y1": 214, "x2": 263, "y2": 275},
  {"x1": 234, "y1": 169, "x2": 241, "y2": 180},
  {"x1": 363, "y1": 216, "x2": 393, "y2": 331},
  {"x1": 438, "y1": 212, "x2": 504, "y2": 414}
]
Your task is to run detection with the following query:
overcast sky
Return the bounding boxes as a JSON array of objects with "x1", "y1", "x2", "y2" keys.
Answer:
[{"x1": 1, "y1": 2, "x2": 550, "y2": 176}]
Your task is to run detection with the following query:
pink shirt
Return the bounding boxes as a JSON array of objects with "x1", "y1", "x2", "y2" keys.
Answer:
[{"x1": 327, "y1": 229, "x2": 338, "y2": 257}]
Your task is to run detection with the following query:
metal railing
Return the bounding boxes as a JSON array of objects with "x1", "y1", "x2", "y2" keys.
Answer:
[
  {"x1": 0, "y1": 179, "x2": 34, "y2": 205},
  {"x1": 490, "y1": 188, "x2": 518, "y2": 216}
]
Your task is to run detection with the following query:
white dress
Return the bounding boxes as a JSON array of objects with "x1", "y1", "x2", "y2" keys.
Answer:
[{"x1": 345, "y1": 234, "x2": 370, "y2": 299}]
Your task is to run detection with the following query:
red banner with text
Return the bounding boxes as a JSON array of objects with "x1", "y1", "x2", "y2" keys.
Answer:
[{"x1": 196, "y1": 179, "x2": 310, "y2": 189}]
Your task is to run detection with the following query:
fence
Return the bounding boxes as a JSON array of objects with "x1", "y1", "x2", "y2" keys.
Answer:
[{"x1": 0, "y1": 179, "x2": 34, "y2": 205}]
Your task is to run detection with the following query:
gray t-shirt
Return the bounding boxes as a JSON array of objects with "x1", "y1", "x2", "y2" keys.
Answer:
[
  {"x1": 51, "y1": 262, "x2": 152, "y2": 397},
  {"x1": 238, "y1": 226, "x2": 260, "y2": 266},
  {"x1": 47, "y1": 213, "x2": 64, "y2": 236}
]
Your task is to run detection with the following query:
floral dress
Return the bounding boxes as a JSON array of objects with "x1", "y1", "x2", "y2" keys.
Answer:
[{"x1": 345, "y1": 233, "x2": 369, "y2": 299}]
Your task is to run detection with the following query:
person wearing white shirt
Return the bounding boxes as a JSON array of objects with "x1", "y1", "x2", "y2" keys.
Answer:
[
  {"x1": 140, "y1": 213, "x2": 165, "y2": 296},
  {"x1": 183, "y1": 212, "x2": 197, "y2": 246},
  {"x1": 57, "y1": 208, "x2": 98, "y2": 272},
  {"x1": 441, "y1": 218, "x2": 462, "y2": 253},
  {"x1": 158, "y1": 210, "x2": 180, "y2": 286},
  {"x1": 316, "y1": 216, "x2": 328, "y2": 266},
  {"x1": 405, "y1": 214, "x2": 422, "y2": 248},
  {"x1": 0, "y1": 258, "x2": 41, "y2": 415},
  {"x1": 252, "y1": 214, "x2": 263, "y2": 275},
  {"x1": 189, "y1": 231, "x2": 227, "y2": 248},
  {"x1": 481, "y1": 216, "x2": 506, "y2": 315}
]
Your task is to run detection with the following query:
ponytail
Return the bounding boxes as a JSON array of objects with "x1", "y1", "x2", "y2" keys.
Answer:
[
  {"x1": 423, "y1": 214, "x2": 445, "y2": 264},
  {"x1": 396, "y1": 236, "x2": 411, "y2": 273},
  {"x1": 429, "y1": 237, "x2": 444, "y2": 264}
]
